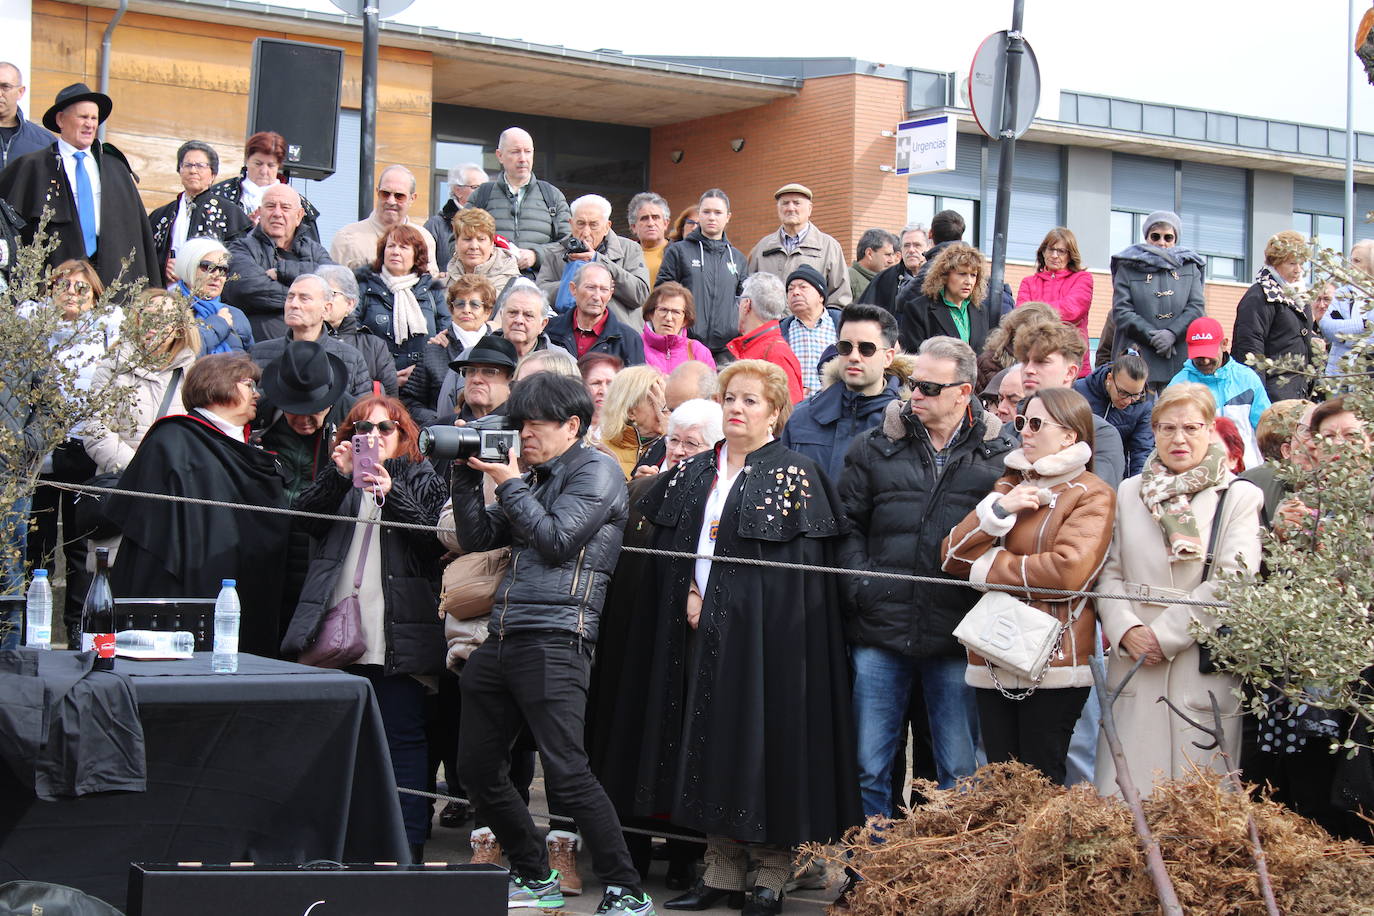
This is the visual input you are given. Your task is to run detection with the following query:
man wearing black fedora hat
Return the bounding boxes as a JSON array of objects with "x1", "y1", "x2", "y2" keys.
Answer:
[
  {"x1": 437, "y1": 332, "x2": 517, "y2": 425},
  {"x1": 259, "y1": 338, "x2": 353, "y2": 612},
  {"x1": 0, "y1": 82, "x2": 159, "y2": 289}
]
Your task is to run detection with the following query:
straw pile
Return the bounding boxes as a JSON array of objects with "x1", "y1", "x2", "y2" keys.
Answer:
[{"x1": 806, "y1": 763, "x2": 1374, "y2": 915}]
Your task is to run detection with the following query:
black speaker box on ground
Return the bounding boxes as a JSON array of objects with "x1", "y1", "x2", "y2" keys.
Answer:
[
  {"x1": 248, "y1": 38, "x2": 345, "y2": 181},
  {"x1": 127, "y1": 862, "x2": 507, "y2": 915}
]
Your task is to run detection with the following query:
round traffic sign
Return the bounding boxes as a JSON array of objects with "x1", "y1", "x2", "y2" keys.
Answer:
[{"x1": 969, "y1": 30, "x2": 1041, "y2": 141}]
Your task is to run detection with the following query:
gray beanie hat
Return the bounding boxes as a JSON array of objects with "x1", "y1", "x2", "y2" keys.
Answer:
[{"x1": 1142, "y1": 210, "x2": 1181, "y2": 243}]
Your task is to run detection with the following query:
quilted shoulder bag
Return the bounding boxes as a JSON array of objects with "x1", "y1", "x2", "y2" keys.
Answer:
[{"x1": 954, "y1": 589, "x2": 1066, "y2": 698}]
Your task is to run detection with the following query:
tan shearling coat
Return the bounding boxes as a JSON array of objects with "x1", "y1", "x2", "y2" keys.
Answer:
[
  {"x1": 941, "y1": 442, "x2": 1116, "y2": 692},
  {"x1": 1093, "y1": 472, "x2": 1264, "y2": 797}
]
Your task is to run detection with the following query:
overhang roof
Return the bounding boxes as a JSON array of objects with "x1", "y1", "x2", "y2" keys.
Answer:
[{"x1": 81, "y1": 0, "x2": 802, "y2": 126}]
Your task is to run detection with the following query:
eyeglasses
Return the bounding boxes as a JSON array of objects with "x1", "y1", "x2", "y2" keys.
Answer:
[
  {"x1": 1014, "y1": 415, "x2": 1069, "y2": 434},
  {"x1": 1045, "y1": 246, "x2": 1069, "y2": 257},
  {"x1": 1148, "y1": 232, "x2": 1176, "y2": 244},
  {"x1": 910, "y1": 378, "x2": 963, "y2": 398},
  {"x1": 667, "y1": 435, "x2": 707, "y2": 452},
  {"x1": 836, "y1": 340, "x2": 880, "y2": 358},
  {"x1": 1153, "y1": 421, "x2": 1208, "y2": 439},
  {"x1": 450, "y1": 298, "x2": 490, "y2": 312},
  {"x1": 376, "y1": 189, "x2": 410, "y2": 202},
  {"x1": 1108, "y1": 375, "x2": 1148, "y2": 403},
  {"x1": 461, "y1": 183, "x2": 483, "y2": 191},
  {"x1": 238, "y1": 378, "x2": 261, "y2": 395},
  {"x1": 197, "y1": 261, "x2": 229, "y2": 277},
  {"x1": 653, "y1": 307, "x2": 686, "y2": 319},
  {"x1": 461, "y1": 365, "x2": 509, "y2": 379},
  {"x1": 49, "y1": 277, "x2": 92, "y2": 295},
  {"x1": 180, "y1": 162, "x2": 213, "y2": 172},
  {"x1": 354, "y1": 420, "x2": 398, "y2": 435}
]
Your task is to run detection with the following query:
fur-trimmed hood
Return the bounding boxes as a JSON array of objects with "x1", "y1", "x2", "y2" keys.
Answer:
[{"x1": 819, "y1": 350, "x2": 917, "y2": 392}]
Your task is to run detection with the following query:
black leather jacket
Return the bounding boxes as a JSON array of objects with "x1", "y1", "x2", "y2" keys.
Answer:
[{"x1": 449, "y1": 440, "x2": 628, "y2": 642}]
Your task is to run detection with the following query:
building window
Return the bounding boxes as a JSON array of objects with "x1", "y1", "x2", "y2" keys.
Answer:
[
  {"x1": 1180, "y1": 161, "x2": 1247, "y2": 282},
  {"x1": 907, "y1": 193, "x2": 975, "y2": 242},
  {"x1": 433, "y1": 138, "x2": 491, "y2": 212},
  {"x1": 1110, "y1": 209, "x2": 1145, "y2": 254}
]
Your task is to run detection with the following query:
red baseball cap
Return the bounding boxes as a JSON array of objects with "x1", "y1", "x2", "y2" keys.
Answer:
[{"x1": 1186, "y1": 317, "x2": 1224, "y2": 359}]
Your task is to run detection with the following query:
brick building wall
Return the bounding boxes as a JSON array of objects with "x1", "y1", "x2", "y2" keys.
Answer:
[{"x1": 649, "y1": 73, "x2": 907, "y2": 264}]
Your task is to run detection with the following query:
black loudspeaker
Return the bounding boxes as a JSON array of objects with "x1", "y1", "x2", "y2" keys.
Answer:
[
  {"x1": 128, "y1": 863, "x2": 507, "y2": 915},
  {"x1": 248, "y1": 38, "x2": 345, "y2": 181}
]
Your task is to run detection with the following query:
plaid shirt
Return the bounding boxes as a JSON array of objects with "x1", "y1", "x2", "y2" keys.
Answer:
[
  {"x1": 785, "y1": 310, "x2": 837, "y2": 393},
  {"x1": 931, "y1": 416, "x2": 968, "y2": 473}
]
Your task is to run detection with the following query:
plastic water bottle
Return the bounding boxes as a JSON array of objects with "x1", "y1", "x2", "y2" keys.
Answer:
[
  {"x1": 24, "y1": 570, "x2": 52, "y2": 650},
  {"x1": 115, "y1": 629, "x2": 196, "y2": 657},
  {"x1": 212, "y1": 579, "x2": 240, "y2": 673}
]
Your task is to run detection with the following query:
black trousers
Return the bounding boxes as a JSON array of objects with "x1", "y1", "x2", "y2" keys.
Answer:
[
  {"x1": 458, "y1": 631, "x2": 638, "y2": 887},
  {"x1": 976, "y1": 686, "x2": 1090, "y2": 786}
]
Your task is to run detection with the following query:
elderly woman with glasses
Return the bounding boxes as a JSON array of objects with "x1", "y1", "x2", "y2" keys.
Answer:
[
  {"x1": 1016, "y1": 228, "x2": 1093, "y2": 378},
  {"x1": 1101, "y1": 210, "x2": 1206, "y2": 389},
  {"x1": 598, "y1": 365, "x2": 670, "y2": 479},
  {"x1": 402, "y1": 275, "x2": 497, "y2": 427},
  {"x1": 1093, "y1": 382, "x2": 1264, "y2": 797},
  {"x1": 149, "y1": 140, "x2": 249, "y2": 284},
  {"x1": 102, "y1": 352, "x2": 290, "y2": 657},
  {"x1": 174, "y1": 237, "x2": 253, "y2": 354}
]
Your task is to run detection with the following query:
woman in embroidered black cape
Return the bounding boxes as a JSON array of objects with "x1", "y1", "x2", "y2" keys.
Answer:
[{"x1": 599, "y1": 359, "x2": 860, "y2": 913}]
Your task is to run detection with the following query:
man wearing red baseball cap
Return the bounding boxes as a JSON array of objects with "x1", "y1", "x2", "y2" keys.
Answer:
[{"x1": 1169, "y1": 316, "x2": 1270, "y2": 465}]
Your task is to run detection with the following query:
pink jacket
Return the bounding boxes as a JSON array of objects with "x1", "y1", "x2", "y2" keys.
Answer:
[
  {"x1": 1017, "y1": 268, "x2": 1094, "y2": 377},
  {"x1": 641, "y1": 326, "x2": 716, "y2": 375}
]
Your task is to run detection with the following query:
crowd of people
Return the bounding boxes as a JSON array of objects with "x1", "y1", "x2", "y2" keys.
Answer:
[{"x1": 5, "y1": 68, "x2": 1374, "y2": 916}]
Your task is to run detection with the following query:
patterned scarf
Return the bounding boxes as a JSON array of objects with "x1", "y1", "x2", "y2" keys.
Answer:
[{"x1": 1138, "y1": 443, "x2": 1228, "y2": 562}]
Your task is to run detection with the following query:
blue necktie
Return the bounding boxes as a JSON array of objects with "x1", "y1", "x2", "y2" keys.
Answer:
[{"x1": 73, "y1": 150, "x2": 97, "y2": 257}]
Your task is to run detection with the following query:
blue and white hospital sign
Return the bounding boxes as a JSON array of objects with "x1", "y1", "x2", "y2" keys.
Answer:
[{"x1": 895, "y1": 116, "x2": 958, "y2": 176}]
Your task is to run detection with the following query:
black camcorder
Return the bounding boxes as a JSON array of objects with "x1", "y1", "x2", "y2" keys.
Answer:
[{"x1": 419, "y1": 416, "x2": 522, "y2": 464}]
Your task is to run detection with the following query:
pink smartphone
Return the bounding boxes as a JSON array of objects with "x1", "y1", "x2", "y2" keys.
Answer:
[{"x1": 352, "y1": 434, "x2": 381, "y2": 489}]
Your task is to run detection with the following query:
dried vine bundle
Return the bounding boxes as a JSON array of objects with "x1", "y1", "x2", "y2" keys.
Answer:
[{"x1": 806, "y1": 763, "x2": 1374, "y2": 915}]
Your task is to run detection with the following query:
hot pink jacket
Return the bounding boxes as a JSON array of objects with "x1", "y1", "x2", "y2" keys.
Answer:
[
  {"x1": 1017, "y1": 268, "x2": 1094, "y2": 377},
  {"x1": 641, "y1": 326, "x2": 716, "y2": 375}
]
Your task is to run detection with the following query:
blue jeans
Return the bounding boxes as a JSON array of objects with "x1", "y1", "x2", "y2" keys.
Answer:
[
  {"x1": 361, "y1": 668, "x2": 431, "y2": 849},
  {"x1": 851, "y1": 646, "x2": 982, "y2": 817}
]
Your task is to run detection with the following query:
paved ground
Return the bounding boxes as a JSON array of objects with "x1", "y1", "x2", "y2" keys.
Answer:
[{"x1": 419, "y1": 773, "x2": 839, "y2": 915}]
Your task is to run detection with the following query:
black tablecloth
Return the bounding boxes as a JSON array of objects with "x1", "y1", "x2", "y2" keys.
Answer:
[{"x1": 0, "y1": 652, "x2": 410, "y2": 910}]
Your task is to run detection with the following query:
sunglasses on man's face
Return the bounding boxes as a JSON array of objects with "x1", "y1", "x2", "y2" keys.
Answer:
[
  {"x1": 354, "y1": 420, "x2": 398, "y2": 434},
  {"x1": 197, "y1": 261, "x2": 230, "y2": 277},
  {"x1": 1148, "y1": 232, "x2": 1176, "y2": 244},
  {"x1": 835, "y1": 340, "x2": 880, "y2": 358},
  {"x1": 910, "y1": 378, "x2": 963, "y2": 398}
]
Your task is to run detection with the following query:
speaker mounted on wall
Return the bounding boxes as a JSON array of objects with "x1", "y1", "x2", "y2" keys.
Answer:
[{"x1": 248, "y1": 38, "x2": 345, "y2": 181}]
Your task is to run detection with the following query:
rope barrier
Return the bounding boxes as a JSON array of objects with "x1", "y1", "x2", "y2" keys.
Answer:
[
  {"x1": 38, "y1": 478, "x2": 1239, "y2": 609},
  {"x1": 395, "y1": 786, "x2": 706, "y2": 846}
]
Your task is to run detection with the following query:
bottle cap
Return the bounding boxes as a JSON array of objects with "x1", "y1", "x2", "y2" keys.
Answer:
[
  {"x1": 222, "y1": 579, "x2": 236, "y2": 587},
  {"x1": 33, "y1": 570, "x2": 47, "y2": 578}
]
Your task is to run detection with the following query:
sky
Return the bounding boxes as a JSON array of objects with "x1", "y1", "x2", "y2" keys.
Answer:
[{"x1": 292, "y1": 0, "x2": 1374, "y2": 133}]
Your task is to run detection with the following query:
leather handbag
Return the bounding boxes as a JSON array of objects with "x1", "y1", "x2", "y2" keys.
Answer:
[
  {"x1": 954, "y1": 589, "x2": 1065, "y2": 690},
  {"x1": 439, "y1": 547, "x2": 511, "y2": 621},
  {"x1": 299, "y1": 519, "x2": 373, "y2": 668}
]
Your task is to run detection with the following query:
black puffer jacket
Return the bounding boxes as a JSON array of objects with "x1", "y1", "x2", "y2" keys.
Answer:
[
  {"x1": 401, "y1": 332, "x2": 465, "y2": 427},
  {"x1": 282, "y1": 459, "x2": 448, "y2": 675},
  {"x1": 223, "y1": 225, "x2": 335, "y2": 340},
  {"x1": 838, "y1": 400, "x2": 1014, "y2": 658},
  {"x1": 449, "y1": 440, "x2": 628, "y2": 642},
  {"x1": 331, "y1": 314, "x2": 398, "y2": 396},
  {"x1": 656, "y1": 229, "x2": 746, "y2": 352},
  {"x1": 1231, "y1": 266, "x2": 1316, "y2": 401},
  {"x1": 352, "y1": 268, "x2": 448, "y2": 370}
]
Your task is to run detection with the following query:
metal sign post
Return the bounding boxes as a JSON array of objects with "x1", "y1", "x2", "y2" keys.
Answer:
[
  {"x1": 969, "y1": 1, "x2": 1039, "y2": 315},
  {"x1": 328, "y1": 0, "x2": 414, "y2": 220}
]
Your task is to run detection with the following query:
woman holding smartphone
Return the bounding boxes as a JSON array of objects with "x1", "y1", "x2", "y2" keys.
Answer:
[{"x1": 284, "y1": 394, "x2": 448, "y2": 862}]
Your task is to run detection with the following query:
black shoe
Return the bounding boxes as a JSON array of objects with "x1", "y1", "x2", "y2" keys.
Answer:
[
  {"x1": 664, "y1": 878, "x2": 745, "y2": 911},
  {"x1": 408, "y1": 842, "x2": 425, "y2": 864},
  {"x1": 832, "y1": 872, "x2": 860, "y2": 910},
  {"x1": 438, "y1": 800, "x2": 471, "y2": 829},
  {"x1": 665, "y1": 856, "x2": 697, "y2": 891},
  {"x1": 741, "y1": 887, "x2": 782, "y2": 916}
]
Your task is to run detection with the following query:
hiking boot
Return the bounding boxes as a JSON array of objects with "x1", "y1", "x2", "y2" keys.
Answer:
[
  {"x1": 546, "y1": 830, "x2": 582, "y2": 896},
  {"x1": 594, "y1": 885, "x2": 656, "y2": 915},
  {"x1": 508, "y1": 870, "x2": 564, "y2": 910},
  {"x1": 471, "y1": 826, "x2": 503, "y2": 866}
]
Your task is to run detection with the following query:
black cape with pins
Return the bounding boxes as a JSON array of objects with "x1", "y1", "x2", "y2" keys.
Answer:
[
  {"x1": 0, "y1": 141, "x2": 159, "y2": 289},
  {"x1": 101, "y1": 413, "x2": 290, "y2": 657},
  {"x1": 595, "y1": 438, "x2": 861, "y2": 847}
]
